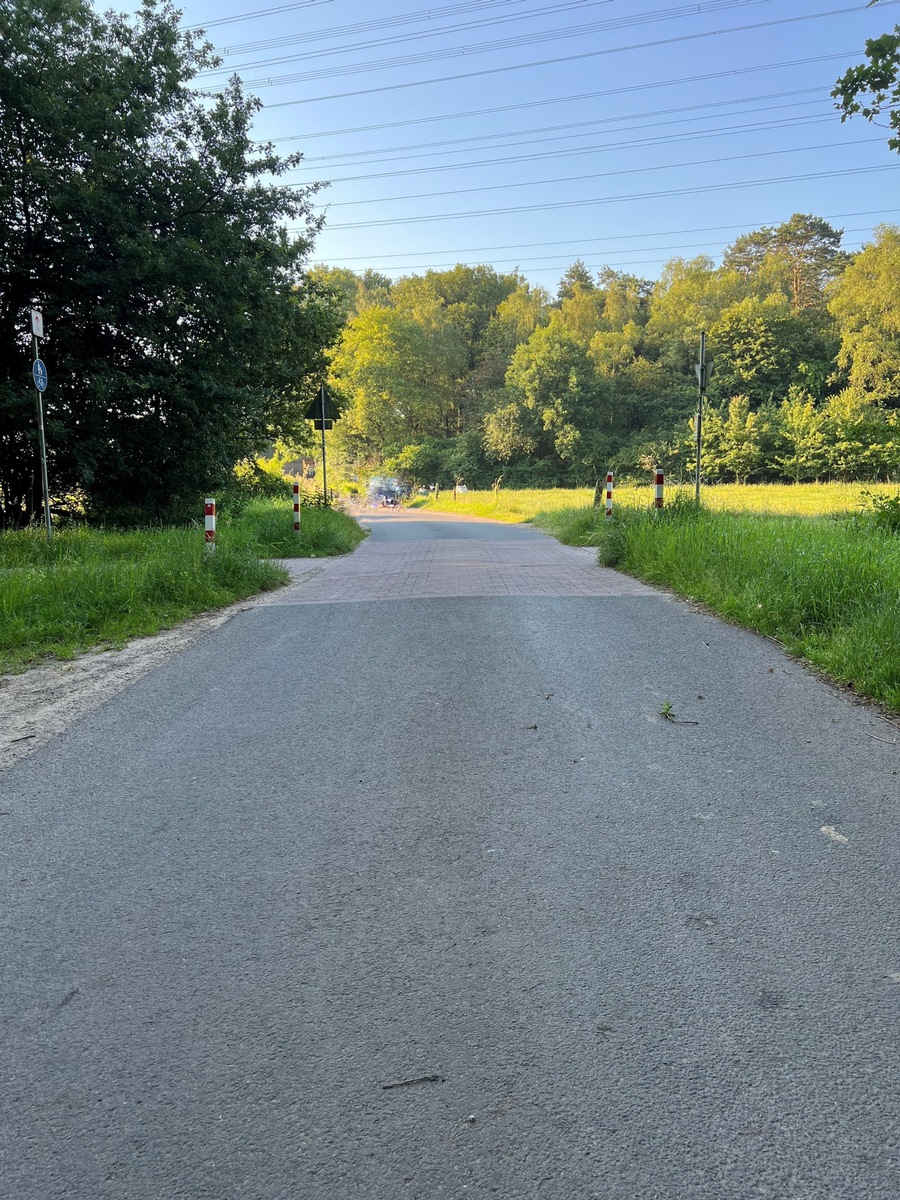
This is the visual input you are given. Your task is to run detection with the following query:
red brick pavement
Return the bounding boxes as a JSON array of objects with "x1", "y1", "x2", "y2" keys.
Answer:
[{"x1": 267, "y1": 522, "x2": 658, "y2": 604}]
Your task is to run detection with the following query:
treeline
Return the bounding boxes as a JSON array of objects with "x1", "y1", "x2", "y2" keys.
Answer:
[
  {"x1": 1, "y1": 0, "x2": 337, "y2": 527},
  {"x1": 317, "y1": 215, "x2": 900, "y2": 488}
]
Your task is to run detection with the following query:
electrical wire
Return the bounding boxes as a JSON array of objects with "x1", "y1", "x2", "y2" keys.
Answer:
[
  {"x1": 207, "y1": 0, "x2": 606, "y2": 72},
  {"x1": 314, "y1": 237, "x2": 873, "y2": 276},
  {"x1": 181, "y1": 0, "x2": 335, "y2": 33},
  {"x1": 316, "y1": 135, "x2": 885, "y2": 208},
  {"x1": 319, "y1": 163, "x2": 900, "y2": 230},
  {"x1": 259, "y1": 4, "x2": 896, "y2": 104},
  {"x1": 207, "y1": 0, "x2": 756, "y2": 81},
  {"x1": 268, "y1": 53, "x2": 853, "y2": 135},
  {"x1": 297, "y1": 112, "x2": 841, "y2": 186},
  {"x1": 308, "y1": 208, "x2": 900, "y2": 262},
  {"x1": 298, "y1": 89, "x2": 827, "y2": 166}
]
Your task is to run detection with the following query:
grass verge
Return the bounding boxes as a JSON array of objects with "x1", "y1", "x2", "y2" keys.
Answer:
[
  {"x1": 0, "y1": 501, "x2": 365, "y2": 673},
  {"x1": 569, "y1": 501, "x2": 900, "y2": 712},
  {"x1": 221, "y1": 498, "x2": 367, "y2": 558}
]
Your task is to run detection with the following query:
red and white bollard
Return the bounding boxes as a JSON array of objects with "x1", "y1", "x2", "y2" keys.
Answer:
[
  {"x1": 654, "y1": 469, "x2": 664, "y2": 510},
  {"x1": 293, "y1": 482, "x2": 301, "y2": 533},
  {"x1": 605, "y1": 471, "x2": 614, "y2": 519},
  {"x1": 204, "y1": 498, "x2": 216, "y2": 551}
]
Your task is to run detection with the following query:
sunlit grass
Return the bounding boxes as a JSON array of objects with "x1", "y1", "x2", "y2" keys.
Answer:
[
  {"x1": 0, "y1": 527, "x2": 288, "y2": 673},
  {"x1": 587, "y1": 504, "x2": 900, "y2": 712},
  {"x1": 0, "y1": 501, "x2": 365, "y2": 673},
  {"x1": 412, "y1": 481, "x2": 900, "y2": 522}
]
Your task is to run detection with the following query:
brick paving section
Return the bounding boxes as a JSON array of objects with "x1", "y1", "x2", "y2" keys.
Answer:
[{"x1": 268, "y1": 535, "x2": 658, "y2": 604}]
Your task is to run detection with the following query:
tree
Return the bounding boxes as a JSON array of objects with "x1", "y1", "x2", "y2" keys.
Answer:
[
  {"x1": 828, "y1": 225, "x2": 900, "y2": 405},
  {"x1": 329, "y1": 303, "x2": 467, "y2": 456},
  {"x1": 306, "y1": 266, "x2": 392, "y2": 323},
  {"x1": 723, "y1": 214, "x2": 849, "y2": 311},
  {"x1": 487, "y1": 325, "x2": 611, "y2": 468},
  {"x1": 775, "y1": 388, "x2": 827, "y2": 483},
  {"x1": 821, "y1": 388, "x2": 889, "y2": 479},
  {"x1": 549, "y1": 284, "x2": 606, "y2": 346},
  {"x1": 0, "y1": 0, "x2": 337, "y2": 525},
  {"x1": 646, "y1": 256, "x2": 747, "y2": 360},
  {"x1": 708, "y1": 295, "x2": 809, "y2": 407},
  {"x1": 833, "y1": 22, "x2": 900, "y2": 153},
  {"x1": 556, "y1": 260, "x2": 596, "y2": 302}
]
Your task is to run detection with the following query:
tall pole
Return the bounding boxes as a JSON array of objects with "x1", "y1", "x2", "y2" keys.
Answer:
[
  {"x1": 33, "y1": 332, "x2": 52, "y2": 541},
  {"x1": 319, "y1": 382, "x2": 328, "y2": 507},
  {"x1": 694, "y1": 330, "x2": 706, "y2": 506}
]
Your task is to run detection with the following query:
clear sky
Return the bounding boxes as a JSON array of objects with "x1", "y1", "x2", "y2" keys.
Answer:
[{"x1": 167, "y1": 0, "x2": 900, "y2": 292}]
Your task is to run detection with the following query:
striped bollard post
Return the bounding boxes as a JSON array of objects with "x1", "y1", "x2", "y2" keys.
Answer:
[
  {"x1": 293, "y1": 482, "x2": 301, "y2": 533},
  {"x1": 204, "y1": 498, "x2": 216, "y2": 551},
  {"x1": 605, "y1": 471, "x2": 614, "y2": 519},
  {"x1": 654, "y1": 469, "x2": 664, "y2": 510}
]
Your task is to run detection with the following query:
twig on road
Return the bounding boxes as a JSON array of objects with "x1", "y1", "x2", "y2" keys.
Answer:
[{"x1": 382, "y1": 1075, "x2": 445, "y2": 1090}]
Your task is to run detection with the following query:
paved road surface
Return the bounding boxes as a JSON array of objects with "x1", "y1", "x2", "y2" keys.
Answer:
[{"x1": 3, "y1": 509, "x2": 899, "y2": 1199}]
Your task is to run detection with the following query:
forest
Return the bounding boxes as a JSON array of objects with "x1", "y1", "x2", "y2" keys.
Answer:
[{"x1": 316, "y1": 214, "x2": 900, "y2": 491}]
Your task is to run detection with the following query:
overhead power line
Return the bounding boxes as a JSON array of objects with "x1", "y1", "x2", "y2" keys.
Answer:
[
  {"x1": 262, "y1": 4, "x2": 896, "y2": 107},
  {"x1": 320, "y1": 163, "x2": 900, "y2": 230},
  {"x1": 314, "y1": 238, "x2": 874, "y2": 277},
  {"x1": 269, "y1": 52, "x2": 853, "y2": 136},
  {"x1": 317, "y1": 136, "x2": 885, "y2": 208},
  {"x1": 208, "y1": 0, "x2": 607, "y2": 72},
  {"x1": 310, "y1": 207, "x2": 900, "y2": 263},
  {"x1": 182, "y1": 0, "x2": 334, "y2": 33},
  {"x1": 298, "y1": 89, "x2": 826, "y2": 166},
  {"x1": 210, "y1": 0, "x2": 758, "y2": 83},
  {"x1": 302, "y1": 112, "x2": 841, "y2": 187}
]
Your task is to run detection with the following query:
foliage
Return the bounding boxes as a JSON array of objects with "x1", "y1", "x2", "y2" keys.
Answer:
[
  {"x1": 828, "y1": 225, "x2": 900, "y2": 405},
  {"x1": 322, "y1": 209, "x2": 898, "y2": 488},
  {"x1": 833, "y1": 23, "x2": 900, "y2": 153},
  {"x1": 859, "y1": 488, "x2": 900, "y2": 534},
  {"x1": 722, "y1": 213, "x2": 849, "y2": 310},
  {"x1": 329, "y1": 303, "x2": 467, "y2": 457},
  {"x1": 0, "y1": 0, "x2": 339, "y2": 527}
]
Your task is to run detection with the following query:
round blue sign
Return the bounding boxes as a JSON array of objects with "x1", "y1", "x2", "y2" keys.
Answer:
[{"x1": 33, "y1": 359, "x2": 48, "y2": 392}]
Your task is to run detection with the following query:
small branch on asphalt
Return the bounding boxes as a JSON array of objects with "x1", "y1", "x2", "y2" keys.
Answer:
[{"x1": 382, "y1": 1075, "x2": 445, "y2": 1090}]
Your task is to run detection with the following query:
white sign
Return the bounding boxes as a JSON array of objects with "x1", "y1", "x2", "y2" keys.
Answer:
[{"x1": 30, "y1": 309, "x2": 44, "y2": 339}]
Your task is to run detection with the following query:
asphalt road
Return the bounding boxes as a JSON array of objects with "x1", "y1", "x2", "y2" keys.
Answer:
[{"x1": 2, "y1": 510, "x2": 899, "y2": 1199}]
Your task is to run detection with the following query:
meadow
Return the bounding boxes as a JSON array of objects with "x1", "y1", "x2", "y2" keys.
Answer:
[
  {"x1": 412, "y1": 481, "x2": 900, "y2": 521},
  {"x1": 0, "y1": 499, "x2": 365, "y2": 673}
]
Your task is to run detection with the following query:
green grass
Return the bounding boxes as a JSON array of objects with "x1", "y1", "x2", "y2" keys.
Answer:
[
  {"x1": 221, "y1": 498, "x2": 367, "y2": 558},
  {"x1": 412, "y1": 481, "x2": 900, "y2": 522},
  {"x1": 0, "y1": 500, "x2": 365, "y2": 673},
  {"x1": 580, "y1": 502, "x2": 900, "y2": 712}
]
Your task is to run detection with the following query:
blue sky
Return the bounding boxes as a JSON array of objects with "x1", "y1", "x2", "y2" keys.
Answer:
[{"x1": 169, "y1": 0, "x2": 900, "y2": 291}]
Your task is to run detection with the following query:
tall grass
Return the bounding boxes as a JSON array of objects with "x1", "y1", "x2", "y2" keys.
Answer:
[
  {"x1": 221, "y1": 498, "x2": 366, "y2": 558},
  {"x1": 592, "y1": 503, "x2": 900, "y2": 712},
  {"x1": 0, "y1": 500, "x2": 365, "y2": 673},
  {"x1": 0, "y1": 527, "x2": 288, "y2": 673}
]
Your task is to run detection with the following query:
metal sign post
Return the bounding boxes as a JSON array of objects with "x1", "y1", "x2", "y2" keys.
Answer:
[
  {"x1": 319, "y1": 383, "x2": 328, "y2": 507},
  {"x1": 31, "y1": 310, "x2": 52, "y2": 541},
  {"x1": 305, "y1": 385, "x2": 337, "y2": 508},
  {"x1": 694, "y1": 331, "x2": 710, "y2": 506}
]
